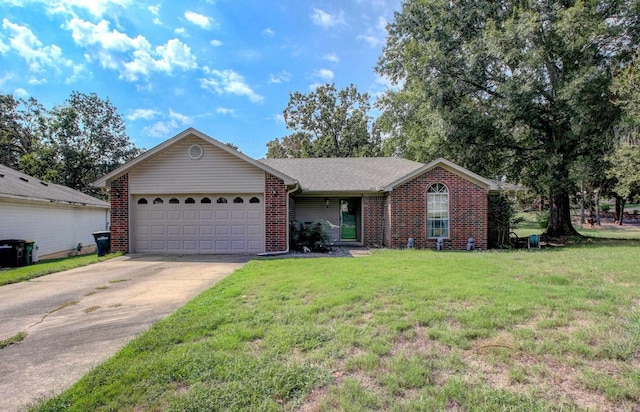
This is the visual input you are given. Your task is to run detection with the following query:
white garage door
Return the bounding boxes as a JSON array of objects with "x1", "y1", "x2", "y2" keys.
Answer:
[{"x1": 133, "y1": 194, "x2": 264, "y2": 254}]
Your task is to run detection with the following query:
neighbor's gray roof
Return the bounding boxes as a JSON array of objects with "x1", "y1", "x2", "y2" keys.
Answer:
[
  {"x1": 260, "y1": 157, "x2": 425, "y2": 193},
  {"x1": 0, "y1": 164, "x2": 110, "y2": 208}
]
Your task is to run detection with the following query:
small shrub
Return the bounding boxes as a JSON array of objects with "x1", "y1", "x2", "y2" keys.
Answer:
[
  {"x1": 290, "y1": 219, "x2": 334, "y2": 252},
  {"x1": 600, "y1": 203, "x2": 611, "y2": 212},
  {"x1": 536, "y1": 210, "x2": 549, "y2": 229}
]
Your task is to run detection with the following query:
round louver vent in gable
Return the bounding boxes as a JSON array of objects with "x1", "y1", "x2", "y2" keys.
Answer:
[{"x1": 188, "y1": 144, "x2": 204, "y2": 160}]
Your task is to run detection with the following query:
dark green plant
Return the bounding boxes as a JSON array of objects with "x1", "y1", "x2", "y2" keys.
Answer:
[
  {"x1": 290, "y1": 220, "x2": 334, "y2": 252},
  {"x1": 536, "y1": 210, "x2": 550, "y2": 229}
]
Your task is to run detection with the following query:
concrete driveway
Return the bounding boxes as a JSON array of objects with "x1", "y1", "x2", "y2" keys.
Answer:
[{"x1": 0, "y1": 254, "x2": 250, "y2": 411}]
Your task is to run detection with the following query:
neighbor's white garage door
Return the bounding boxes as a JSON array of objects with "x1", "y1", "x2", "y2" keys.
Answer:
[{"x1": 133, "y1": 194, "x2": 264, "y2": 253}]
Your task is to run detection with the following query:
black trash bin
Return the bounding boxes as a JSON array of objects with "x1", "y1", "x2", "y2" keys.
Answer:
[
  {"x1": 0, "y1": 239, "x2": 26, "y2": 267},
  {"x1": 92, "y1": 231, "x2": 111, "y2": 257}
]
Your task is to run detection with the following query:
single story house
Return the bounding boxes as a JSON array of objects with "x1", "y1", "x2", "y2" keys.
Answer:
[
  {"x1": 94, "y1": 128, "x2": 504, "y2": 254},
  {"x1": 0, "y1": 164, "x2": 110, "y2": 260}
]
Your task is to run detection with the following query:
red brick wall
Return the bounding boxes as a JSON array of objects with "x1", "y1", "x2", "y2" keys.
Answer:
[
  {"x1": 265, "y1": 173, "x2": 288, "y2": 252},
  {"x1": 386, "y1": 167, "x2": 488, "y2": 250},
  {"x1": 362, "y1": 196, "x2": 386, "y2": 247},
  {"x1": 110, "y1": 174, "x2": 129, "y2": 252}
]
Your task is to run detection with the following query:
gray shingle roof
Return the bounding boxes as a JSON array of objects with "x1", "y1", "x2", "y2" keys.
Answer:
[
  {"x1": 260, "y1": 157, "x2": 425, "y2": 193},
  {"x1": 0, "y1": 164, "x2": 110, "y2": 208}
]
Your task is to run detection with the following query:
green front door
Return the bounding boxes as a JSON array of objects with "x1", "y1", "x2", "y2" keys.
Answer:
[{"x1": 340, "y1": 199, "x2": 357, "y2": 240}]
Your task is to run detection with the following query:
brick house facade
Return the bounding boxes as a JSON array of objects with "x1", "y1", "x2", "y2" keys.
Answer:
[
  {"x1": 385, "y1": 167, "x2": 488, "y2": 250},
  {"x1": 97, "y1": 128, "x2": 500, "y2": 255}
]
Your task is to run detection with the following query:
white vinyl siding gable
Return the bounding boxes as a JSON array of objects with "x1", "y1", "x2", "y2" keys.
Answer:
[{"x1": 129, "y1": 136, "x2": 265, "y2": 194}]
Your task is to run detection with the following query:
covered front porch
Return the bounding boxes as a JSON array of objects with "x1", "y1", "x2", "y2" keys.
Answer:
[{"x1": 291, "y1": 196, "x2": 363, "y2": 245}]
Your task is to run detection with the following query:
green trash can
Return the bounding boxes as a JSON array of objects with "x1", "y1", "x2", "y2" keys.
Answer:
[
  {"x1": 92, "y1": 231, "x2": 111, "y2": 257},
  {"x1": 24, "y1": 241, "x2": 35, "y2": 266}
]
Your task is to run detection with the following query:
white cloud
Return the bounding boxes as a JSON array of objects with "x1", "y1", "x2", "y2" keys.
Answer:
[
  {"x1": 200, "y1": 69, "x2": 263, "y2": 103},
  {"x1": 23, "y1": 0, "x2": 135, "y2": 18},
  {"x1": 262, "y1": 28, "x2": 274, "y2": 37},
  {"x1": 269, "y1": 70, "x2": 291, "y2": 84},
  {"x1": 272, "y1": 113, "x2": 285, "y2": 124},
  {"x1": 323, "y1": 53, "x2": 339, "y2": 62},
  {"x1": 145, "y1": 120, "x2": 178, "y2": 138},
  {"x1": 210, "y1": 39, "x2": 222, "y2": 47},
  {"x1": 64, "y1": 18, "x2": 197, "y2": 81},
  {"x1": 216, "y1": 107, "x2": 235, "y2": 116},
  {"x1": 308, "y1": 82, "x2": 323, "y2": 91},
  {"x1": 0, "y1": 37, "x2": 9, "y2": 54},
  {"x1": 148, "y1": 4, "x2": 160, "y2": 15},
  {"x1": 64, "y1": 62, "x2": 90, "y2": 84},
  {"x1": 13, "y1": 87, "x2": 28, "y2": 98},
  {"x1": 144, "y1": 109, "x2": 190, "y2": 137},
  {"x1": 28, "y1": 77, "x2": 47, "y2": 85},
  {"x1": 313, "y1": 68, "x2": 334, "y2": 81},
  {"x1": 357, "y1": 16, "x2": 388, "y2": 48},
  {"x1": 310, "y1": 8, "x2": 345, "y2": 29},
  {"x1": 169, "y1": 108, "x2": 191, "y2": 124},
  {"x1": 184, "y1": 11, "x2": 215, "y2": 30},
  {"x1": 1, "y1": 19, "x2": 72, "y2": 72},
  {"x1": 126, "y1": 108, "x2": 159, "y2": 121}
]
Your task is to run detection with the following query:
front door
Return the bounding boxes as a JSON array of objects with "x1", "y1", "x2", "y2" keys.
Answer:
[{"x1": 340, "y1": 199, "x2": 358, "y2": 240}]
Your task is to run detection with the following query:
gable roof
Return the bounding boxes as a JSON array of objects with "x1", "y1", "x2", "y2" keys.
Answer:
[
  {"x1": 260, "y1": 157, "x2": 425, "y2": 193},
  {"x1": 382, "y1": 158, "x2": 499, "y2": 192},
  {"x1": 0, "y1": 164, "x2": 109, "y2": 208},
  {"x1": 93, "y1": 128, "x2": 297, "y2": 188}
]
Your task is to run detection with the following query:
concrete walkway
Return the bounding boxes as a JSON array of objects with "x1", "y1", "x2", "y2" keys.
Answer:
[{"x1": 0, "y1": 254, "x2": 249, "y2": 411}]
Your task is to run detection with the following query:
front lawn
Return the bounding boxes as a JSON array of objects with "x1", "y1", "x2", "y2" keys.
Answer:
[
  {"x1": 0, "y1": 253, "x2": 122, "y2": 286},
  {"x1": 31, "y1": 245, "x2": 640, "y2": 411}
]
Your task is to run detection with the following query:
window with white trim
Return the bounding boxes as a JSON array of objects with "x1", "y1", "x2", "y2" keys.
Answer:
[{"x1": 427, "y1": 183, "x2": 449, "y2": 238}]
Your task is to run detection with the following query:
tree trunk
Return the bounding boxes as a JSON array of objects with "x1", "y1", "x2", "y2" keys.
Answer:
[
  {"x1": 546, "y1": 188, "x2": 581, "y2": 237},
  {"x1": 580, "y1": 181, "x2": 585, "y2": 224},
  {"x1": 594, "y1": 188, "x2": 601, "y2": 226},
  {"x1": 615, "y1": 196, "x2": 625, "y2": 225}
]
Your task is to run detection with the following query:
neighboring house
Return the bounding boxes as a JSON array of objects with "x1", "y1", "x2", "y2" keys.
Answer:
[
  {"x1": 94, "y1": 128, "x2": 507, "y2": 254},
  {"x1": 0, "y1": 165, "x2": 110, "y2": 260}
]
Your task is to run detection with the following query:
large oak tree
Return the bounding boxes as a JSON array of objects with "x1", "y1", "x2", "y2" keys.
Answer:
[{"x1": 376, "y1": 0, "x2": 639, "y2": 236}]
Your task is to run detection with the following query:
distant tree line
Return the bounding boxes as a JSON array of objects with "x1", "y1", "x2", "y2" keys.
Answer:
[
  {"x1": 0, "y1": 91, "x2": 141, "y2": 198},
  {"x1": 267, "y1": 0, "x2": 640, "y2": 236}
]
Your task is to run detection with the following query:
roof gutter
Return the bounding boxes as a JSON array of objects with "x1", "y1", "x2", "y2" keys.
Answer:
[
  {"x1": 0, "y1": 193, "x2": 110, "y2": 209},
  {"x1": 257, "y1": 183, "x2": 299, "y2": 257}
]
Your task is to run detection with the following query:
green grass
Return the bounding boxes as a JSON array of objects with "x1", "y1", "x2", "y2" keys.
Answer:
[
  {"x1": 0, "y1": 252, "x2": 122, "y2": 286},
  {"x1": 30, "y1": 244, "x2": 640, "y2": 411},
  {"x1": 0, "y1": 331, "x2": 27, "y2": 349},
  {"x1": 513, "y1": 212, "x2": 640, "y2": 240}
]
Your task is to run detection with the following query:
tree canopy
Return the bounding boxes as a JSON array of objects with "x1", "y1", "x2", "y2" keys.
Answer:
[
  {"x1": 266, "y1": 83, "x2": 380, "y2": 158},
  {"x1": 376, "y1": 0, "x2": 640, "y2": 236},
  {"x1": 1, "y1": 91, "x2": 141, "y2": 197}
]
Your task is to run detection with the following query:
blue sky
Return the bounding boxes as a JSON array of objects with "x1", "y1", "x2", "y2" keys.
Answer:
[{"x1": 0, "y1": 0, "x2": 402, "y2": 159}]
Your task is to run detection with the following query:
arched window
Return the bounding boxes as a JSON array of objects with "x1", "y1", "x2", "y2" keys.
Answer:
[
  {"x1": 153, "y1": 197, "x2": 164, "y2": 204},
  {"x1": 185, "y1": 197, "x2": 195, "y2": 204},
  {"x1": 216, "y1": 197, "x2": 228, "y2": 204},
  {"x1": 427, "y1": 183, "x2": 449, "y2": 238},
  {"x1": 233, "y1": 196, "x2": 244, "y2": 204},
  {"x1": 249, "y1": 197, "x2": 260, "y2": 204},
  {"x1": 201, "y1": 197, "x2": 211, "y2": 204},
  {"x1": 137, "y1": 198, "x2": 148, "y2": 204},
  {"x1": 169, "y1": 198, "x2": 179, "y2": 204}
]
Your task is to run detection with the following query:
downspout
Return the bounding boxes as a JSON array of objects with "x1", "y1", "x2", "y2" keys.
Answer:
[{"x1": 257, "y1": 183, "x2": 299, "y2": 256}]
